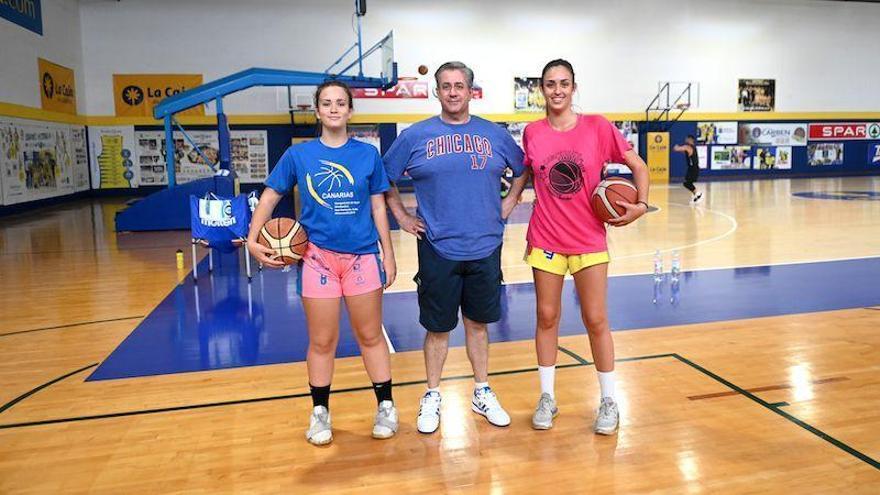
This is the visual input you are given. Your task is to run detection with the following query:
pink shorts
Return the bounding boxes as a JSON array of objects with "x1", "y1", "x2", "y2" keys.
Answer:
[{"x1": 297, "y1": 243, "x2": 385, "y2": 298}]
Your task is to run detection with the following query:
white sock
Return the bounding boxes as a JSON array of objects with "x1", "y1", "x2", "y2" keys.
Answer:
[
  {"x1": 538, "y1": 365, "x2": 556, "y2": 399},
  {"x1": 426, "y1": 387, "x2": 440, "y2": 395},
  {"x1": 474, "y1": 381, "x2": 489, "y2": 391},
  {"x1": 597, "y1": 370, "x2": 615, "y2": 400}
]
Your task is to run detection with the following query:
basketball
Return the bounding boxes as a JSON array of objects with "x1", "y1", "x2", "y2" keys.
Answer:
[
  {"x1": 548, "y1": 160, "x2": 584, "y2": 195},
  {"x1": 418, "y1": 64, "x2": 429, "y2": 75},
  {"x1": 257, "y1": 217, "x2": 308, "y2": 265},
  {"x1": 591, "y1": 178, "x2": 639, "y2": 223}
]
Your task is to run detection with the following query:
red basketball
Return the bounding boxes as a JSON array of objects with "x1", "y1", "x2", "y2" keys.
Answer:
[
  {"x1": 591, "y1": 178, "x2": 639, "y2": 223},
  {"x1": 257, "y1": 217, "x2": 308, "y2": 265}
]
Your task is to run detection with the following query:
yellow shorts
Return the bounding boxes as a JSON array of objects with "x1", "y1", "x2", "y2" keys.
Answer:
[{"x1": 524, "y1": 246, "x2": 610, "y2": 276}]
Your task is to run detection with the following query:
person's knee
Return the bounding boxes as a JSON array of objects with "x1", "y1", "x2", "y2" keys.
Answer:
[
  {"x1": 357, "y1": 328, "x2": 385, "y2": 349},
  {"x1": 310, "y1": 335, "x2": 338, "y2": 355},
  {"x1": 463, "y1": 317, "x2": 489, "y2": 335},
  {"x1": 582, "y1": 311, "x2": 609, "y2": 335},
  {"x1": 425, "y1": 330, "x2": 450, "y2": 346},
  {"x1": 536, "y1": 303, "x2": 560, "y2": 330}
]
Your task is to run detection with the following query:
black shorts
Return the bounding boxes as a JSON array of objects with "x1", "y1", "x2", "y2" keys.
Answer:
[
  {"x1": 685, "y1": 166, "x2": 699, "y2": 184},
  {"x1": 414, "y1": 239, "x2": 503, "y2": 332}
]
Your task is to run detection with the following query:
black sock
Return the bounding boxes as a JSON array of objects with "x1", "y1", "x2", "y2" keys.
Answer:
[
  {"x1": 373, "y1": 379, "x2": 393, "y2": 404},
  {"x1": 310, "y1": 383, "x2": 330, "y2": 410}
]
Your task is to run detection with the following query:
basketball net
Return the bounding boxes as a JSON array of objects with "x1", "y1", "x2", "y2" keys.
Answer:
[{"x1": 291, "y1": 104, "x2": 317, "y2": 126}]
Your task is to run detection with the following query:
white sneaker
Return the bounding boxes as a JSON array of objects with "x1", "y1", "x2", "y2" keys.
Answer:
[
  {"x1": 372, "y1": 400, "x2": 398, "y2": 439},
  {"x1": 472, "y1": 386, "x2": 511, "y2": 427},
  {"x1": 532, "y1": 393, "x2": 559, "y2": 430},
  {"x1": 693, "y1": 192, "x2": 704, "y2": 204},
  {"x1": 306, "y1": 405, "x2": 332, "y2": 445},
  {"x1": 417, "y1": 391, "x2": 441, "y2": 434},
  {"x1": 593, "y1": 397, "x2": 619, "y2": 435}
]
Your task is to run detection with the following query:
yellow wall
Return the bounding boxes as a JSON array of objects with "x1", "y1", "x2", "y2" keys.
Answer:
[{"x1": 3, "y1": 101, "x2": 880, "y2": 127}]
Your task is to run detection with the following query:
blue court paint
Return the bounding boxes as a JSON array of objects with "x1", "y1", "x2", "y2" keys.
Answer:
[
  {"x1": 89, "y1": 255, "x2": 880, "y2": 381},
  {"x1": 793, "y1": 191, "x2": 880, "y2": 201},
  {"x1": 88, "y1": 254, "x2": 364, "y2": 381},
  {"x1": 385, "y1": 258, "x2": 880, "y2": 351}
]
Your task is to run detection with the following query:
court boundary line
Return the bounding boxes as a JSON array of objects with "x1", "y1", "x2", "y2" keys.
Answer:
[
  {"x1": 0, "y1": 363, "x2": 98, "y2": 414},
  {"x1": 388, "y1": 255, "x2": 880, "y2": 294},
  {"x1": 395, "y1": 199, "x2": 739, "y2": 281},
  {"x1": 0, "y1": 244, "x2": 189, "y2": 257},
  {"x1": 2, "y1": 350, "x2": 876, "y2": 471},
  {"x1": 0, "y1": 316, "x2": 145, "y2": 338},
  {"x1": 670, "y1": 353, "x2": 879, "y2": 470},
  {"x1": 0, "y1": 350, "x2": 662, "y2": 429},
  {"x1": 557, "y1": 345, "x2": 591, "y2": 365},
  {"x1": 381, "y1": 324, "x2": 395, "y2": 353}
]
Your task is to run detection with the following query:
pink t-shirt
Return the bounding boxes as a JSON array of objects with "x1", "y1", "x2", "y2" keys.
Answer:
[{"x1": 523, "y1": 114, "x2": 632, "y2": 254}]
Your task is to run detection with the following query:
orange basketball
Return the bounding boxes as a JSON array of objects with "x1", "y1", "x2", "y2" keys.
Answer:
[
  {"x1": 591, "y1": 178, "x2": 639, "y2": 223},
  {"x1": 257, "y1": 217, "x2": 308, "y2": 265}
]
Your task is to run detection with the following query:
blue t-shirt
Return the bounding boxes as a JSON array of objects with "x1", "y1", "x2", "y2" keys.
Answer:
[
  {"x1": 265, "y1": 138, "x2": 389, "y2": 254},
  {"x1": 383, "y1": 116, "x2": 525, "y2": 260}
]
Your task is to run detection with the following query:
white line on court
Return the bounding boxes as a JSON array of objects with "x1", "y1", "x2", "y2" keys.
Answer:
[
  {"x1": 381, "y1": 324, "x2": 395, "y2": 353},
  {"x1": 390, "y1": 201, "x2": 740, "y2": 289},
  {"x1": 385, "y1": 193, "x2": 880, "y2": 294},
  {"x1": 610, "y1": 202, "x2": 740, "y2": 262}
]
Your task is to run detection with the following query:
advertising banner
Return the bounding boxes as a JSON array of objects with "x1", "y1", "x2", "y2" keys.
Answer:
[
  {"x1": 113, "y1": 74, "x2": 204, "y2": 117},
  {"x1": 696, "y1": 122, "x2": 737, "y2": 145},
  {"x1": 738, "y1": 79, "x2": 775, "y2": 112},
  {"x1": 38, "y1": 58, "x2": 77, "y2": 114},
  {"x1": 739, "y1": 123, "x2": 807, "y2": 146},
  {"x1": 807, "y1": 143, "x2": 844, "y2": 166},
  {"x1": 808, "y1": 122, "x2": 880, "y2": 141},
  {"x1": 647, "y1": 132, "x2": 669, "y2": 183}
]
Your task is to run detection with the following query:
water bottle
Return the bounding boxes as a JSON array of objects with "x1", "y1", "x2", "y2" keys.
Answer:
[
  {"x1": 671, "y1": 251, "x2": 681, "y2": 282},
  {"x1": 670, "y1": 278, "x2": 680, "y2": 306},
  {"x1": 653, "y1": 249, "x2": 663, "y2": 283}
]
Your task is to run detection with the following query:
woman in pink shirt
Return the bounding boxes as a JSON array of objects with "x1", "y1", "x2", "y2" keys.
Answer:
[{"x1": 509, "y1": 59, "x2": 650, "y2": 434}]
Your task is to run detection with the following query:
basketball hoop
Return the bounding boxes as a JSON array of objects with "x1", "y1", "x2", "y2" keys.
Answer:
[{"x1": 290, "y1": 103, "x2": 316, "y2": 126}]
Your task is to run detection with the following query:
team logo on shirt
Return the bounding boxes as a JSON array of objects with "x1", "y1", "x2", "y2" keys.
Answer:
[
  {"x1": 306, "y1": 160, "x2": 356, "y2": 211},
  {"x1": 425, "y1": 133, "x2": 493, "y2": 160},
  {"x1": 538, "y1": 151, "x2": 585, "y2": 199}
]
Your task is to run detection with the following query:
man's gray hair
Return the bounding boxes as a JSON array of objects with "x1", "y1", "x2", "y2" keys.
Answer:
[{"x1": 434, "y1": 61, "x2": 474, "y2": 88}]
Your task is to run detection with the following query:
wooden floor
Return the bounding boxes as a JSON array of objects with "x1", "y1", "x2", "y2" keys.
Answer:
[{"x1": 1, "y1": 177, "x2": 879, "y2": 493}]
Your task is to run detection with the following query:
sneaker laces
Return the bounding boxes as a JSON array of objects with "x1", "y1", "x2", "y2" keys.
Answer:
[
  {"x1": 476, "y1": 387, "x2": 501, "y2": 409},
  {"x1": 309, "y1": 407, "x2": 330, "y2": 433},
  {"x1": 375, "y1": 401, "x2": 396, "y2": 428},
  {"x1": 378, "y1": 401, "x2": 394, "y2": 416},
  {"x1": 420, "y1": 392, "x2": 441, "y2": 414},
  {"x1": 598, "y1": 398, "x2": 618, "y2": 419}
]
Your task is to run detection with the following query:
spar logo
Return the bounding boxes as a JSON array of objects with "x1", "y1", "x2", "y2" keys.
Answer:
[
  {"x1": 121, "y1": 85, "x2": 145, "y2": 106},
  {"x1": 809, "y1": 122, "x2": 880, "y2": 141}
]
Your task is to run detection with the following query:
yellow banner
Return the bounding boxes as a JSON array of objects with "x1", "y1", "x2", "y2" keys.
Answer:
[
  {"x1": 647, "y1": 132, "x2": 670, "y2": 184},
  {"x1": 113, "y1": 74, "x2": 204, "y2": 117},
  {"x1": 38, "y1": 58, "x2": 77, "y2": 115}
]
